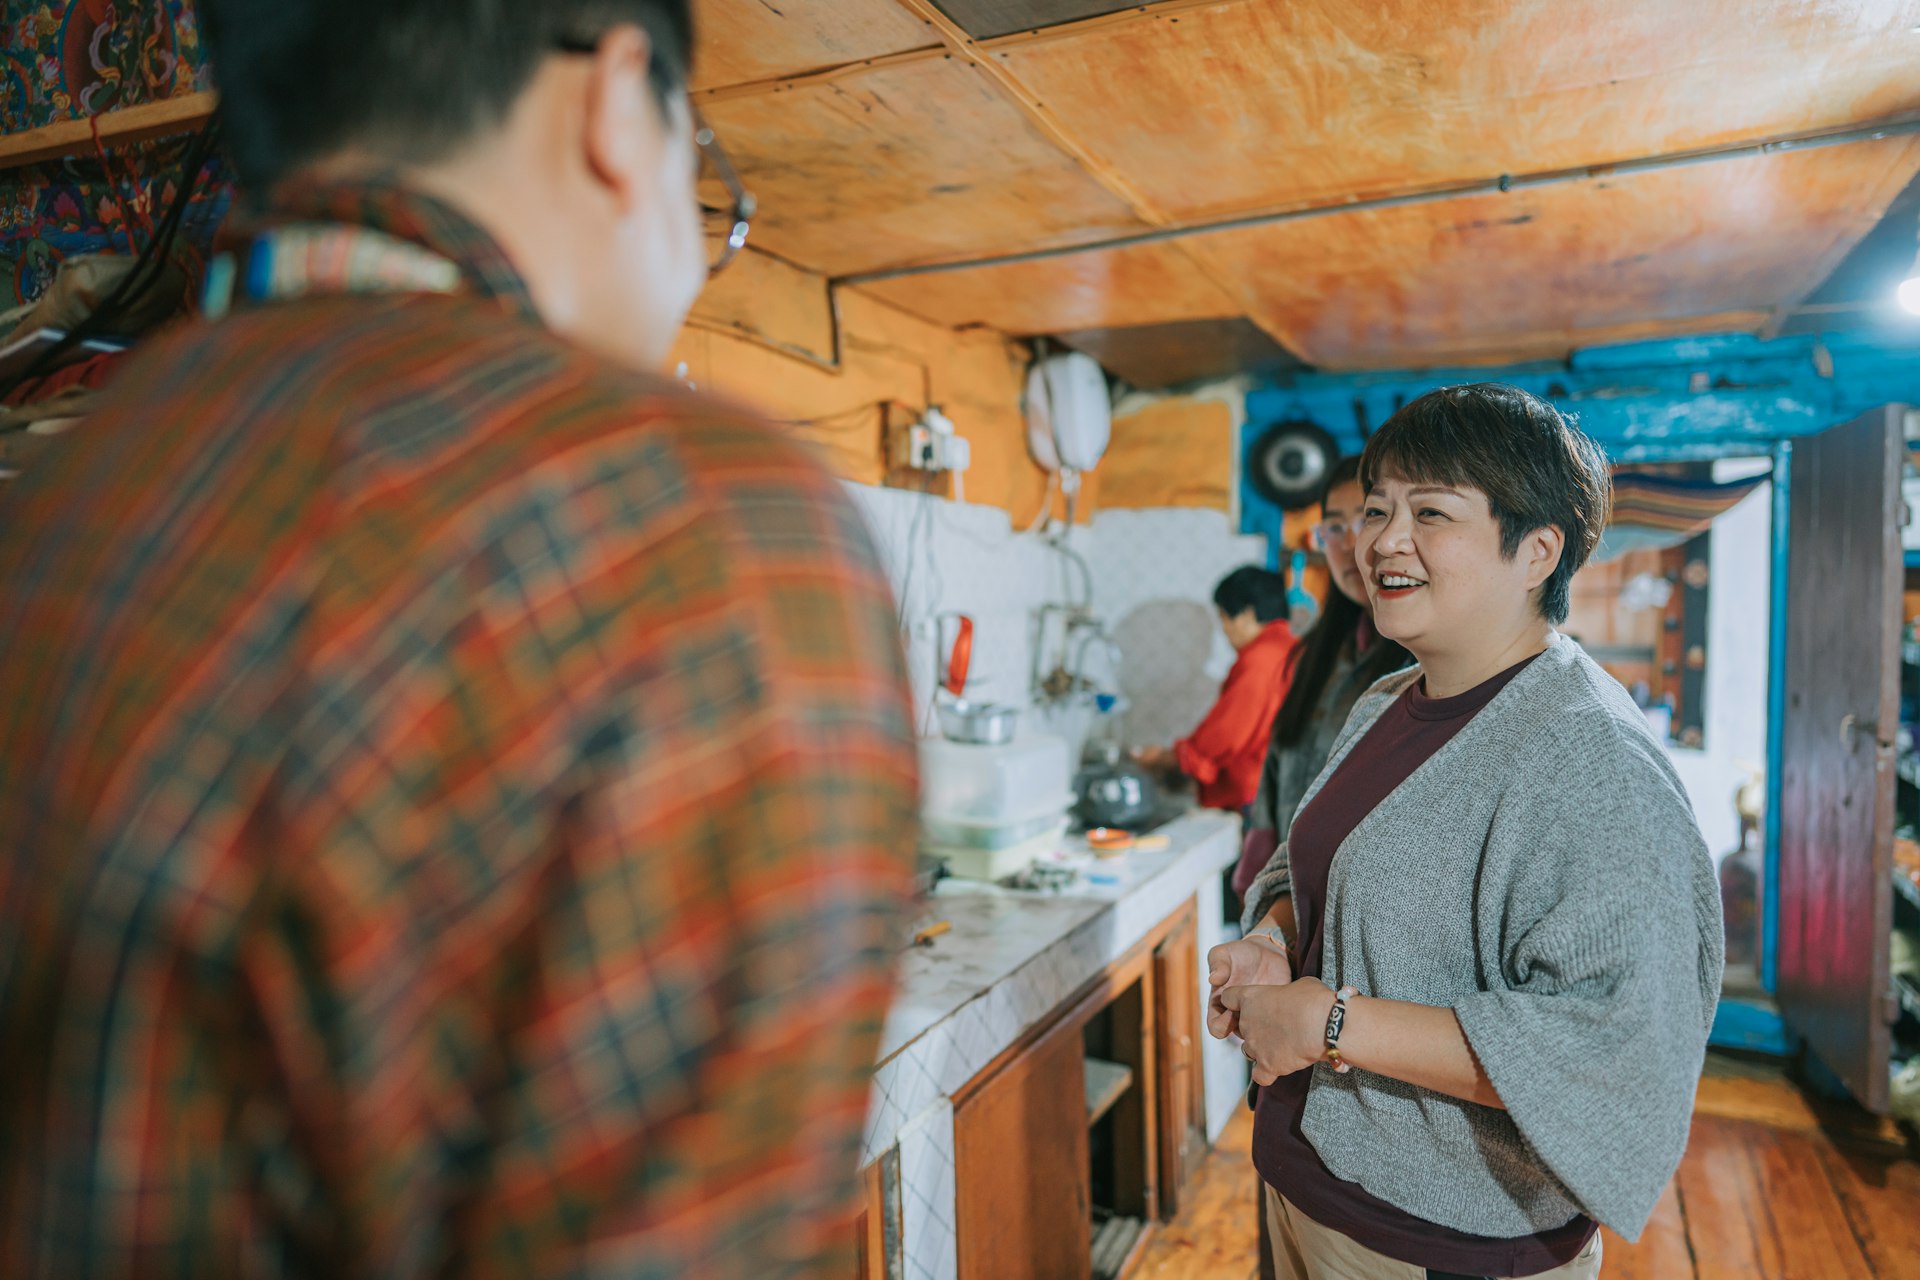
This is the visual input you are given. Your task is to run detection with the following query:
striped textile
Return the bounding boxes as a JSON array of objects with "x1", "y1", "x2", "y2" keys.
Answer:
[
  {"x1": 1592, "y1": 469, "x2": 1767, "y2": 561},
  {"x1": 0, "y1": 181, "x2": 920, "y2": 1279}
]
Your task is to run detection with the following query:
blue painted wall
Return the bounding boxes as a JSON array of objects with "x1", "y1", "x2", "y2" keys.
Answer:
[{"x1": 1241, "y1": 328, "x2": 1920, "y2": 557}]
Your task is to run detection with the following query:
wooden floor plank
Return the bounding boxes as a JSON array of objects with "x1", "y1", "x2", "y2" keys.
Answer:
[
  {"x1": 1129, "y1": 1062, "x2": 1915, "y2": 1280},
  {"x1": 1599, "y1": 1178, "x2": 1696, "y2": 1280},
  {"x1": 1675, "y1": 1116, "x2": 1784, "y2": 1280},
  {"x1": 1133, "y1": 1108, "x2": 1261, "y2": 1280},
  {"x1": 1745, "y1": 1124, "x2": 1876, "y2": 1280},
  {"x1": 1817, "y1": 1139, "x2": 1920, "y2": 1279}
]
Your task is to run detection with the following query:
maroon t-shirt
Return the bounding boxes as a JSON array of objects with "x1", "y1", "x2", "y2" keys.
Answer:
[{"x1": 1251, "y1": 653, "x2": 1599, "y2": 1277}]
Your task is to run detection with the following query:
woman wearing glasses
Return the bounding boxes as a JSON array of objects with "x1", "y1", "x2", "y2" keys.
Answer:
[
  {"x1": 1209, "y1": 385, "x2": 1721, "y2": 1279},
  {"x1": 1230, "y1": 457, "x2": 1412, "y2": 901}
]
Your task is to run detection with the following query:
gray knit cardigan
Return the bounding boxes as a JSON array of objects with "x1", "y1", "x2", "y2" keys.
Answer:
[{"x1": 1241, "y1": 634, "x2": 1723, "y2": 1241}]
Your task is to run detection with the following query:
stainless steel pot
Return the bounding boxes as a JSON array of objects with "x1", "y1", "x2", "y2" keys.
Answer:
[{"x1": 937, "y1": 698, "x2": 1020, "y2": 746}]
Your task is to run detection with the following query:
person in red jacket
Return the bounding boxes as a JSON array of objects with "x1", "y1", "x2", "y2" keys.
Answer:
[{"x1": 1137, "y1": 566, "x2": 1300, "y2": 811}]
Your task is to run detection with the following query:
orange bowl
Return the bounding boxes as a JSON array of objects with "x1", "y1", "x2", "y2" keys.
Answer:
[{"x1": 1085, "y1": 827, "x2": 1135, "y2": 853}]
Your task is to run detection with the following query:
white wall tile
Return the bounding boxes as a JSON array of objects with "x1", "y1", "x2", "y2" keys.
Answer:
[
  {"x1": 898, "y1": 1099, "x2": 958, "y2": 1280},
  {"x1": 1085, "y1": 508, "x2": 1269, "y2": 750}
]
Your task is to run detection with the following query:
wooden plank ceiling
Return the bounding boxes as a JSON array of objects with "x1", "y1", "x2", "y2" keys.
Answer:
[{"x1": 690, "y1": 0, "x2": 1920, "y2": 380}]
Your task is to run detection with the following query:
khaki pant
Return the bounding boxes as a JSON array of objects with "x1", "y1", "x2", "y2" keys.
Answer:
[{"x1": 1264, "y1": 1184, "x2": 1604, "y2": 1280}]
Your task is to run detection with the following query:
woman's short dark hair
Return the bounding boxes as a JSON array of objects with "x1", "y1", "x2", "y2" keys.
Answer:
[
  {"x1": 1359, "y1": 383, "x2": 1611, "y2": 624},
  {"x1": 1214, "y1": 566, "x2": 1288, "y2": 623},
  {"x1": 200, "y1": 0, "x2": 696, "y2": 190}
]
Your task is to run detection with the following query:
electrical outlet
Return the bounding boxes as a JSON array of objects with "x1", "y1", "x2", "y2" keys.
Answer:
[{"x1": 884, "y1": 405, "x2": 970, "y2": 474}]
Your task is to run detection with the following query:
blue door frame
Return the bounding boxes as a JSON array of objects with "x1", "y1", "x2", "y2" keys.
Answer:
[{"x1": 1239, "y1": 330, "x2": 1920, "y2": 1058}]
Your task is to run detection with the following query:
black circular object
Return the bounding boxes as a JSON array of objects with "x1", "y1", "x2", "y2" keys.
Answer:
[{"x1": 1249, "y1": 419, "x2": 1340, "y2": 510}]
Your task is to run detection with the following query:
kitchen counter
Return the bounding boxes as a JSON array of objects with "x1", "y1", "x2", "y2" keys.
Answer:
[{"x1": 863, "y1": 806, "x2": 1244, "y2": 1162}]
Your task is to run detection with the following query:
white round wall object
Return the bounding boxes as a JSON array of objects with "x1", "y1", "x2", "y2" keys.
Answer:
[{"x1": 1024, "y1": 351, "x2": 1111, "y2": 473}]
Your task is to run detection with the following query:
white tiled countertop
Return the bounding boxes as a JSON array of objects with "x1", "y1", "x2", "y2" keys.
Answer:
[
  {"x1": 864, "y1": 807, "x2": 1242, "y2": 1162},
  {"x1": 861, "y1": 808, "x2": 1247, "y2": 1279}
]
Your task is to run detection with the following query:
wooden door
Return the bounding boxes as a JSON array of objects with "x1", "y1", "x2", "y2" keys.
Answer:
[
  {"x1": 1778, "y1": 405, "x2": 1904, "y2": 1113},
  {"x1": 1153, "y1": 910, "x2": 1206, "y2": 1217},
  {"x1": 954, "y1": 1010, "x2": 1092, "y2": 1280},
  {"x1": 850, "y1": 1155, "x2": 895, "y2": 1280}
]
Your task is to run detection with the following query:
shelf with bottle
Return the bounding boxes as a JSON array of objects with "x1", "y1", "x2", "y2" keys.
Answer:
[
  {"x1": 1899, "y1": 972, "x2": 1920, "y2": 1025},
  {"x1": 1897, "y1": 866, "x2": 1920, "y2": 914}
]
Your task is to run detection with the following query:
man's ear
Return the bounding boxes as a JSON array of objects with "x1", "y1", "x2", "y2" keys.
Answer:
[{"x1": 579, "y1": 24, "x2": 656, "y2": 211}]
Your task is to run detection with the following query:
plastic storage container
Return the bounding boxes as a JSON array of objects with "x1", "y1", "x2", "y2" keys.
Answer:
[{"x1": 919, "y1": 732, "x2": 1072, "y2": 829}]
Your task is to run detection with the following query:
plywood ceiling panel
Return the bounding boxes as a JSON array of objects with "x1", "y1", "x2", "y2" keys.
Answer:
[
  {"x1": 689, "y1": 0, "x2": 938, "y2": 90},
  {"x1": 855, "y1": 241, "x2": 1242, "y2": 333},
  {"x1": 932, "y1": 0, "x2": 1151, "y2": 41},
  {"x1": 1179, "y1": 138, "x2": 1920, "y2": 369},
  {"x1": 1058, "y1": 317, "x2": 1308, "y2": 388},
  {"x1": 698, "y1": 56, "x2": 1149, "y2": 276},
  {"x1": 995, "y1": 0, "x2": 1920, "y2": 221}
]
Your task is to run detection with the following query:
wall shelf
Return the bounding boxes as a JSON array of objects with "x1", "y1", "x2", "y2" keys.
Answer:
[
  {"x1": 1896, "y1": 973, "x2": 1920, "y2": 1025},
  {"x1": 1895, "y1": 869, "x2": 1920, "y2": 915},
  {"x1": 0, "y1": 91, "x2": 216, "y2": 172},
  {"x1": 1083, "y1": 1057, "x2": 1133, "y2": 1126}
]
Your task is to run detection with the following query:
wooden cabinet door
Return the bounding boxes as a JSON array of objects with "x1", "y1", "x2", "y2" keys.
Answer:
[
  {"x1": 1153, "y1": 908, "x2": 1206, "y2": 1216},
  {"x1": 851, "y1": 1156, "x2": 894, "y2": 1280},
  {"x1": 1778, "y1": 405, "x2": 1903, "y2": 1113},
  {"x1": 954, "y1": 1011, "x2": 1092, "y2": 1280}
]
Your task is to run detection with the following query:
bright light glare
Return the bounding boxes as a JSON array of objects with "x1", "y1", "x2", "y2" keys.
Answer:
[{"x1": 1900, "y1": 276, "x2": 1920, "y2": 316}]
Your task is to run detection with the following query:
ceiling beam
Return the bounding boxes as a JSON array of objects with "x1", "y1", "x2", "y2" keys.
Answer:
[
  {"x1": 694, "y1": 44, "x2": 947, "y2": 105},
  {"x1": 838, "y1": 113, "x2": 1920, "y2": 285}
]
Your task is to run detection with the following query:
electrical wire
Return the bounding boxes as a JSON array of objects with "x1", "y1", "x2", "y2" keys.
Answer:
[
  {"x1": 2, "y1": 117, "x2": 223, "y2": 403},
  {"x1": 1023, "y1": 470, "x2": 1059, "y2": 535}
]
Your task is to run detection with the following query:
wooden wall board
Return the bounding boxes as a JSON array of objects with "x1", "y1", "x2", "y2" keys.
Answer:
[
  {"x1": 1179, "y1": 139, "x2": 1920, "y2": 370},
  {"x1": 697, "y1": 56, "x2": 1148, "y2": 277},
  {"x1": 1096, "y1": 397, "x2": 1236, "y2": 511},
  {"x1": 991, "y1": 0, "x2": 1920, "y2": 223},
  {"x1": 685, "y1": 246, "x2": 838, "y2": 367},
  {"x1": 668, "y1": 286, "x2": 1055, "y2": 519},
  {"x1": 857, "y1": 241, "x2": 1242, "y2": 335},
  {"x1": 689, "y1": 0, "x2": 939, "y2": 91}
]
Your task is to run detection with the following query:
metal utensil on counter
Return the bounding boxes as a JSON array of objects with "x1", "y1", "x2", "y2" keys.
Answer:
[
  {"x1": 936, "y1": 697, "x2": 1020, "y2": 745},
  {"x1": 1072, "y1": 740, "x2": 1159, "y2": 829},
  {"x1": 929, "y1": 611, "x2": 1021, "y2": 745}
]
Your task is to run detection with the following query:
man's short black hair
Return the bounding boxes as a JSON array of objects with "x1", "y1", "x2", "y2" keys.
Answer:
[
  {"x1": 199, "y1": 0, "x2": 696, "y2": 190},
  {"x1": 1214, "y1": 566, "x2": 1289, "y2": 624},
  {"x1": 1359, "y1": 383, "x2": 1611, "y2": 625}
]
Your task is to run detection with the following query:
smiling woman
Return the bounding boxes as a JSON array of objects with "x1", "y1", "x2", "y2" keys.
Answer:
[{"x1": 1211, "y1": 384, "x2": 1723, "y2": 1280}]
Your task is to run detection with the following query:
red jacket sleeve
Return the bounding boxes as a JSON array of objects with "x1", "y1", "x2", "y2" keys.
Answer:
[{"x1": 1173, "y1": 633, "x2": 1295, "y2": 785}]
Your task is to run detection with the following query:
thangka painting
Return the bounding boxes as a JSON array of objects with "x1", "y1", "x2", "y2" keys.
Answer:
[{"x1": 1, "y1": 0, "x2": 233, "y2": 309}]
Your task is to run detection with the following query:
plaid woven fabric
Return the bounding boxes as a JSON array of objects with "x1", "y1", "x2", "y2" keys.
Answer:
[{"x1": 0, "y1": 182, "x2": 919, "y2": 1279}]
